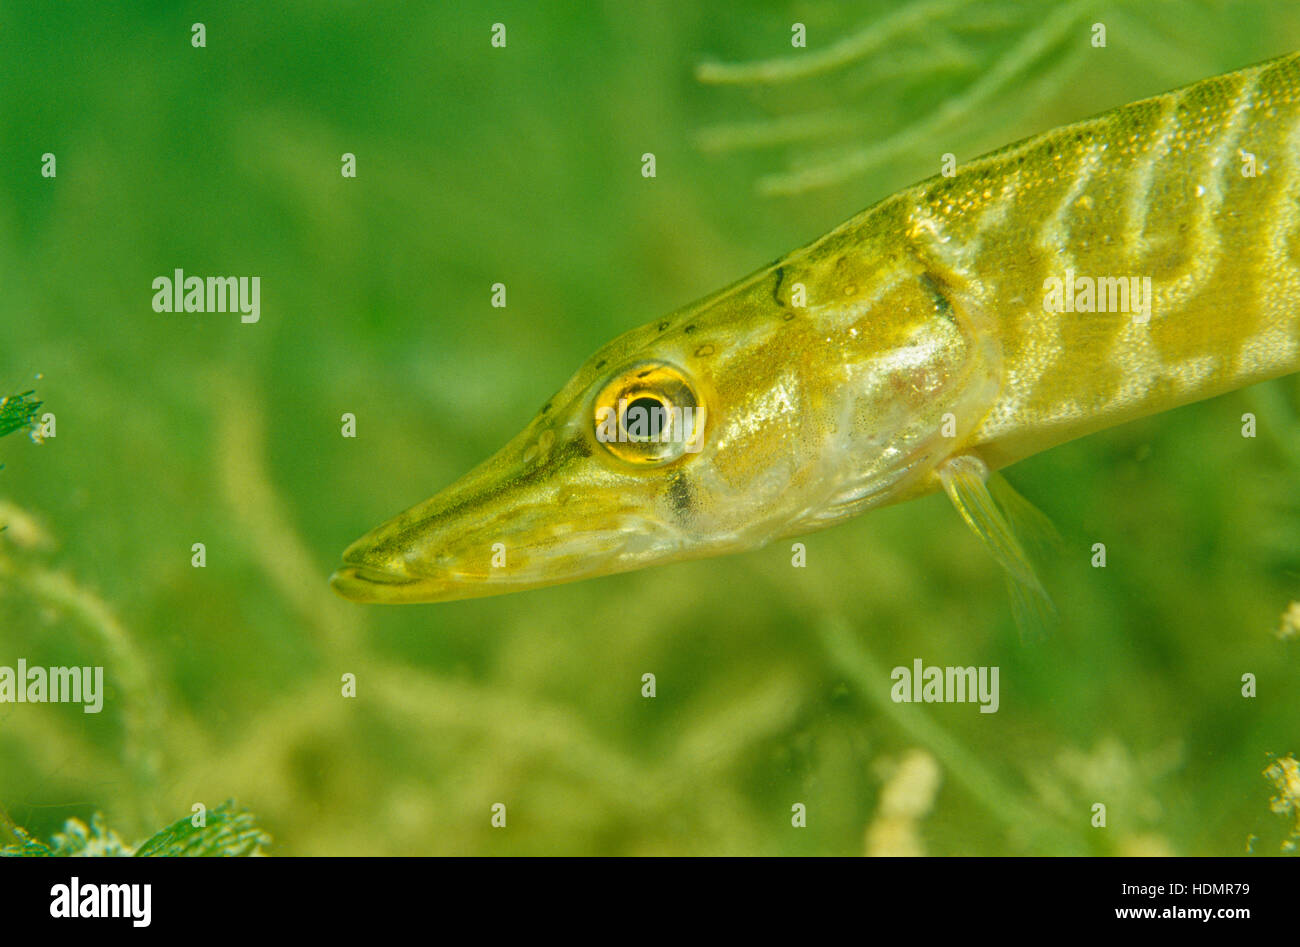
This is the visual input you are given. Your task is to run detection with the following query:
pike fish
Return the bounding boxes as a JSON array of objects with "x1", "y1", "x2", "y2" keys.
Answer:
[{"x1": 332, "y1": 50, "x2": 1300, "y2": 613}]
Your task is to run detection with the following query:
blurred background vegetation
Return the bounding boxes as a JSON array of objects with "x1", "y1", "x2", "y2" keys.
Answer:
[{"x1": 0, "y1": 0, "x2": 1298, "y2": 855}]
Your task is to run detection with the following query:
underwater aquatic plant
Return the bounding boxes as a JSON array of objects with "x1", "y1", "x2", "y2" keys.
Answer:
[
  {"x1": 0, "y1": 391, "x2": 40, "y2": 443},
  {"x1": 1, "y1": 801, "x2": 270, "y2": 857}
]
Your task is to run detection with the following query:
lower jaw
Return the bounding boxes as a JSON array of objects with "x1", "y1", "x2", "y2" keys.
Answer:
[{"x1": 329, "y1": 566, "x2": 456, "y2": 604}]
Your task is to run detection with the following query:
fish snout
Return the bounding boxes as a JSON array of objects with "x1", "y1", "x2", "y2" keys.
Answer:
[{"x1": 330, "y1": 530, "x2": 451, "y2": 604}]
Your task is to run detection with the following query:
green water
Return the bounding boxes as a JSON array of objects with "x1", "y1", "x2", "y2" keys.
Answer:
[{"x1": 0, "y1": 0, "x2": 1297, "y2": 855}]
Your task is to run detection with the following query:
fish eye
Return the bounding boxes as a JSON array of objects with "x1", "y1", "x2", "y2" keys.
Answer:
[{"x1": 592, "y1": 362, "x2": 705, "y2": 466}]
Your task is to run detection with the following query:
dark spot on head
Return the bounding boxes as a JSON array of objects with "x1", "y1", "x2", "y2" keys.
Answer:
[
  {"x1": 665, "y1": 471, "x2": 693, "y2": 522},
  {"x1": 541, "y1": 402, "x2": 551, "y2": 414},
  {"x1": 637, "y1": 368, "x2": 653, "y2": 379},
  {"x1": 595, "y1": 359, "x2": 607, "y2": 370},
  {"x1": 694, "y1": 343, "x2": 715, "y2": 357},
  {"x1": 918, "y1": 271, "x2": 956, "y2": 323},
  {"x1": 658, "y1": 321, "x2": 670, "y2": 332},
  {"x1": 684, "y1": 324, "x2": 697, "y2": 334},
  {"x1": 563, "y1": 436, "x2": 592, "y2": 459},
  {"x1": 783, "y1": 311, "x2": 796, "y2": 321}
]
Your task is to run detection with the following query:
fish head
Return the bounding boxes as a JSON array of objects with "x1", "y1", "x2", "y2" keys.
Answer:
[
  {"x1": 332, "y1": 231, "x2": 1002, "y2": 604},
  {"x1": 330, "y1": 275, "x2": 843, "y2": 603}
]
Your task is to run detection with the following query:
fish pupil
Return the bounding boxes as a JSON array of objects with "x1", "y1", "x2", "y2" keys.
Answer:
[{"x1": 625, "y1": 396, "x2": 667, "y2": 439}]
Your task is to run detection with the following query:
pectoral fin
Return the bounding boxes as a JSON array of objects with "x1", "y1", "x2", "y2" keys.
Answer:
[{"x1": 937, "y1": 454, "x2": 1057, "y2": 639}]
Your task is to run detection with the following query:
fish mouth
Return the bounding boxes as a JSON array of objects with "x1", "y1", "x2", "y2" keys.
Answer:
[
  {"x1": 330, "y1": 537, "x2": 496, "y2": 605},
  {"x1": 328, "y1": 563, "x2": 453, "y2": 604},
  {"x1": 333, "y1": 553, "x2": 535, "y2": 603},
  {"x1": 329, "y1": 526, "x2": 671, "y2": 604},
  {"x1": 329, "y1": 422, "x2": 689, "y2": 605}
]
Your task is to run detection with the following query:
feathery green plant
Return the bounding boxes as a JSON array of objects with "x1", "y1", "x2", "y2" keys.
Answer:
[
  {"x1": 1, "y1": 802, "x2": 270, "y2": 857},
  {"x1": 0, "y1": 391, "x2": 40, "y2": 442}
]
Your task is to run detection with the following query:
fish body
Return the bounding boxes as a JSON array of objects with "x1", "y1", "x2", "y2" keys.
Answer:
[{"x1": 333, "y1": 51, "x2": 1300, "y2": 606}]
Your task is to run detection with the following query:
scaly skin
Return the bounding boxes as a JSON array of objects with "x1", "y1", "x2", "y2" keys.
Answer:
[{"x1": 332, "y1": 51, "x2": 1300, "y2": 604}]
